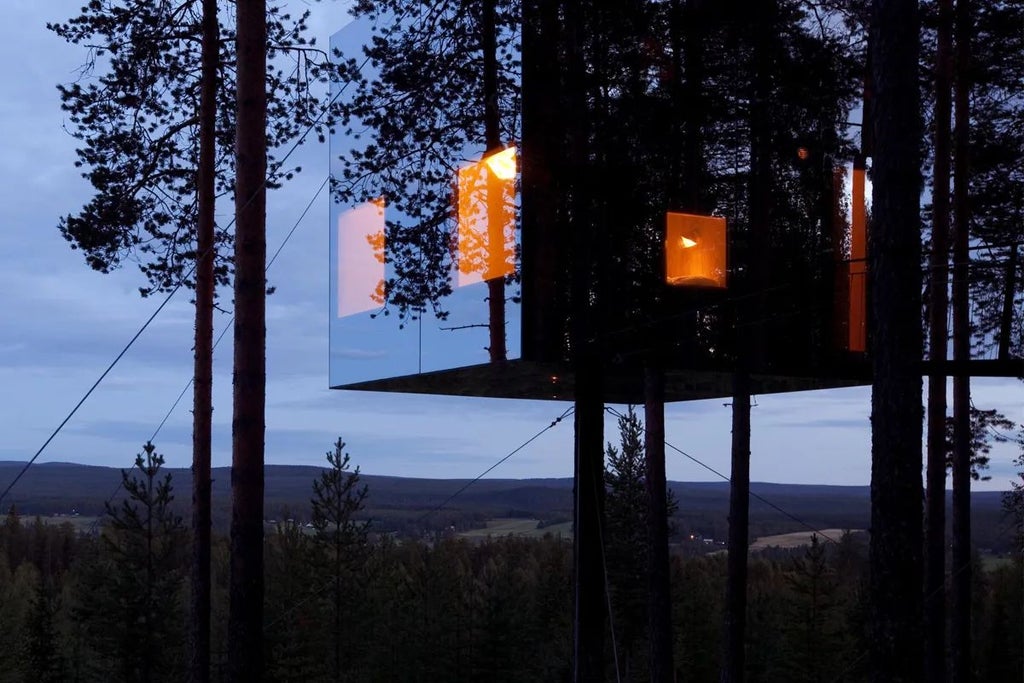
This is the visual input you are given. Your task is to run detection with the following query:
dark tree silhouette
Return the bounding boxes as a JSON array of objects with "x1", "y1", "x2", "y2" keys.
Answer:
[
  {"x1": 311, "y1": 437, "x2": 369, "y2": 682},
  {"x1": 866, "y1": 0, "x2": 925, "y2": 680},
  {"x1": 50, "y1": 5, "x2": 333, "y2": 679}
]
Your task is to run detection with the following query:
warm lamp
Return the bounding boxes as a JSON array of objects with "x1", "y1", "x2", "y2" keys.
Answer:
[
  {"x1": 665, "y1": 212, "x2": 727, "y2": 288},
  {"x1": 484, "y1": 146, "x2": 517, "y2": 180}
]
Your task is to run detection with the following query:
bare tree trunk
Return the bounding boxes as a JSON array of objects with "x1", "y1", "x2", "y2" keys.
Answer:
[
  {"x1": 644, "y1": 361, "x2": 673, "y2": 682},
  {"x1": 950, "y1": 0, "x2": 973, "y2": 679},
  {"x1": 723, "y1": 5, "x2": 773, "y2": 676},
  {"x1": 867, "y1": 1, "x2": 924, "y2": 680},
  {"x1": 228, "y1": 1, "x2": 267, "y2": 679},
  {"x1": 481, "y1": 0, "x2": 507, "y2": 363},
  {"x1": 723, "y1": 371, "x2": 750, "y2": 683},
  {"x1": 926, "y1": 1, "x2": 953, "y2": 680},
  {"x1": 189, "y1": 1, "x2": 217, "y2": 681},
  {"x1": 190, "y1": 0, "x2": 218, "y2": 679},
  {"x1": 997, "y1": 243, "x2": 1018, "y2": 361},
  {"x1": 573, "y1": 362, "x2": 606, "y2": 683},
  {"x1": 520, "y1": 0, "x2": 561, "y2": 363},
  {"x1": 564, "y1": 2, "x2": 605, "y2": 678}
]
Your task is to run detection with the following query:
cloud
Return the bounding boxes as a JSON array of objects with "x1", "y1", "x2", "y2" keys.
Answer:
[{"x1": 332, "y1": 348, "x2": 388, "y2": 360}]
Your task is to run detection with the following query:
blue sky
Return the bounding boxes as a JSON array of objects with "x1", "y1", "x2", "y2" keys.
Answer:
[{"x1": 0, "y1": 0, "x2": 1019, "y2": 493}]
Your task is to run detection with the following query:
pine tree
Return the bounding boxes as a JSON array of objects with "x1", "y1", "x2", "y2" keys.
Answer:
[
  {"x1": 79, "y1": 442, "x2": 187, "y2": 683},
  {"x1": 49, "y1": 1, "x2": 329, "y2": 292},
  {"x1": 604, "y1": 407, "x2": 651, "y2": 681},
  {"x1": 943, "y1": 405, "x2": 1016, "y2": 481},
  {"x1": 604, "y1": 406, "x2": 678, "y2": 681},
  {"x1": 310, "y1": 438, "x2": 369, "y2": 683},
  {"x1": 780, "y1": 536, "x2": 845, "y2": 683},
  {"x1": 50, "y1": 7, "x2": 335, "y2": 678},
  {"x1": 867, "y1": 0, "x2": 925, "y2": 680},
  {"x1": 263, "y1": 520, "x2": 322, "y2": 682},
  {"x1": 1004, "y1": 430, "x2": 1024, "y2": 554},
  {"x1": 21, "y1": 574, "x2": 64, "y2": 683}
]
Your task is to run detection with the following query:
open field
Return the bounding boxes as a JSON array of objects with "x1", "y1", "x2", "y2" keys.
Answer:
[
  {"x1": 459, "y1": 517, "x2": 573, "y2": 539},
  {"x1": 750, "y1": 528, "x2": 862, "y2": 550},
  {"x1": 36, "y1": 515, "x2": 102, "y2": 533}
]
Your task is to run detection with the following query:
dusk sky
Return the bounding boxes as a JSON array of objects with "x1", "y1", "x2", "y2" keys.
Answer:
[{"x1": 1, "y1": 0, "x2": 1019, "y2": 494}]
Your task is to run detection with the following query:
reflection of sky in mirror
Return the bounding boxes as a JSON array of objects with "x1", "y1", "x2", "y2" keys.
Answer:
[{"x1": 328, "y1": 19, "x2": 521, "y2": 388}]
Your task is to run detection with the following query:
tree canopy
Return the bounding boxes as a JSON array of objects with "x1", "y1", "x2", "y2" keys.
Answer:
[{"x1": 50, "y1": 0, "x2": 331, "y2": 295}]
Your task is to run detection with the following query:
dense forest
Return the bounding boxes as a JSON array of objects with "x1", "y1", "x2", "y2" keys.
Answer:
[{"x1": 1, "y1": 456, "x2": 1022, "y2": 682}]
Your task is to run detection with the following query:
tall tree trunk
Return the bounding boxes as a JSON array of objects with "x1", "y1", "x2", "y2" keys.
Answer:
[
  {"x1": 520, "y1": 0, "x2": 561, "y2": 364},
  {"x1": 564, "y1": 1, "x2": 605, "y2": 678},
  {"x1": 723, "y1": 5, "x2": 773, "y2": 677},
  {"x1": 867, "y1": 1, "x2": 924, "y2": 681},
  {"x1": 926, "y1": 1, "x2": 953, "y2": 680},
  {"x1": 950, "y1": 0, "x2": 973, "y2": 679},
  {"x1": 228, "y1": 1, "x2": 267, "y2": 680},
  {"x1": 997, "y1": 243, "x2": 1018, "y2": 361},
  {"x1": 482, "y1": 0, "x2": 507, "y2": 363},
  {"x1": 573, "y1": 363, "x2": 606, "y2": 683},
  {"x1": 189, "y1": 2, "x2": 217, "y2": 682},
  {"x1": 644, "y1": 361, "x2": 673, "y2": 682},
  {"x1": 723, "y1": 371, "x2": 751, "y2": 683}
]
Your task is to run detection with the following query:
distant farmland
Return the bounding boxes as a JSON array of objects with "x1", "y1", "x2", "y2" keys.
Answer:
[{"x1": 459, "y1": 517, "x2": 573, "y2": 539}]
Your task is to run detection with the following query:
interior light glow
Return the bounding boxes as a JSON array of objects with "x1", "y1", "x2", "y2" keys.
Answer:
[{"x1": 484, "y1": 146, "x2": 517, "y2": 180}]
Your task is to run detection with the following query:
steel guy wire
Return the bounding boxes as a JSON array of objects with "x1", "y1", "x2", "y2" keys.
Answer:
[
  {"x1": 261, "y1": 404, "x2": 575, "y2": 633},
  {"x1": 604, "y1": 405, "x2": 840, "y2": 546},
  {"x1": 0, "y1": 44, "x2": 366, "y2": 506},
  {"x1": 85, "y1": 174, "x2": 330, "y2": 534}
]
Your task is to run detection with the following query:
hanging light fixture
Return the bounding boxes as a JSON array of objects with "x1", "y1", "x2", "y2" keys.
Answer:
[{"x1": 665, "y1": 212, "x2": 728, "y2": 288}]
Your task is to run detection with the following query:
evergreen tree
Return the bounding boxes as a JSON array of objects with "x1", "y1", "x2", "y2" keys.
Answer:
[
  {"x1": 0, "y1": 553, "x2": 35, "y2": 683},
  {"x1": 50, "y1": 7, "x2": 336, "y2": 677},
  {"x1": 963, "y1": 1, "x2": 1024, "y2": 360},
  {"x1": 780, "y1": 536, "x2": 845, "y2": 683},
  {"x1": 74, "y1": 442, "x2": 186, "y2": 683},
  {"x1": 866, "y1": 0, "x2": 925, "y2": 679},
  {"x1": 605, "y1": 406, "x2": 652, "y2": 681},
  {"x1": 310, "y1": 437, "x2": 369, "y2": 683},
  {"x1": 943, "y1": 405, "x2": 1016, "y2": 481},
  {"x1": 604, "y1": 406, "x2": 678, "y2": 681},
  {"x1": 263, "y1": 520, "x2": 323, "y2": 682},
  {"x1": 21, "y1": 574, "x2": 64, "y2": 683},
  {"x1": 1004, "y1": 430, "x2": 1024, "y2": 553},
  {"x1": 49, "y1": 1, "x2": 329, "y2": 292}
]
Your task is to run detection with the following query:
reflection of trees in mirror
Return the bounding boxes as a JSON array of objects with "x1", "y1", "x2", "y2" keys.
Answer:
[
  {"x1": 943, "y1": 406, "x2": 1017, "y2": 481},
  {"x1": 333, "y1": 1, "x2": 862, "y2": 370},
  {"x1": 331, "y1": 0, "x2": 521, "y2": 328},
  {"x1": 962, "y1": 2, "x2": 1024, "y2": 361},
  {"x1": 1004, "y1": 428, "x2": 1024, "y2": 552},
  {"x1": 555, "y1": 2, "x2": 861, "y2": 370}
]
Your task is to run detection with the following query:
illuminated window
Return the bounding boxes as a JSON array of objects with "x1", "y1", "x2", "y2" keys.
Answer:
[
  {"x1": 456, "y1": 147, "x2": 517, "y2": 287},
  {"x1": 337, "y1": 198, "x2": 386, "y2": 317},
  {"x1": 665, "y1": 212, "x2": 727, "y2": 289},
  {"x1": 848, "y1": 163, "x2": 867, "y2": 352}
]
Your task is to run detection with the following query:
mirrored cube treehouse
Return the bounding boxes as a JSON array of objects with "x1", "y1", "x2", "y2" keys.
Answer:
[{"x1": 328, "y1": 15, "x2": 872, "y2": 404}]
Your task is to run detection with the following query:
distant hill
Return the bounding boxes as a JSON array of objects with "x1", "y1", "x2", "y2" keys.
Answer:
[{"x1": 0, "y1": 461, "x2": 1014, "y2": 551}]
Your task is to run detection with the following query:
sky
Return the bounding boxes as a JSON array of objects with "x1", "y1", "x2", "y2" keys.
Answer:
[{"x1": 0, "y1": 1, "x2": 1020, "y2": 495}]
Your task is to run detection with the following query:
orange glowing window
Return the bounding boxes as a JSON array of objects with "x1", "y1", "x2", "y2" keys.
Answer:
[
  {"x1": 456, "y1": 147, "x2": 516, "y2": 288},
  {"x1": 337, "y1": 198, "x2": 386, "y2": 317},
  {"x1": 665, "y1": 212, "x2": 727, "y2": 288},
  {"x1": 848, "y1": 163, "x2": 867, "y2": 352}
]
